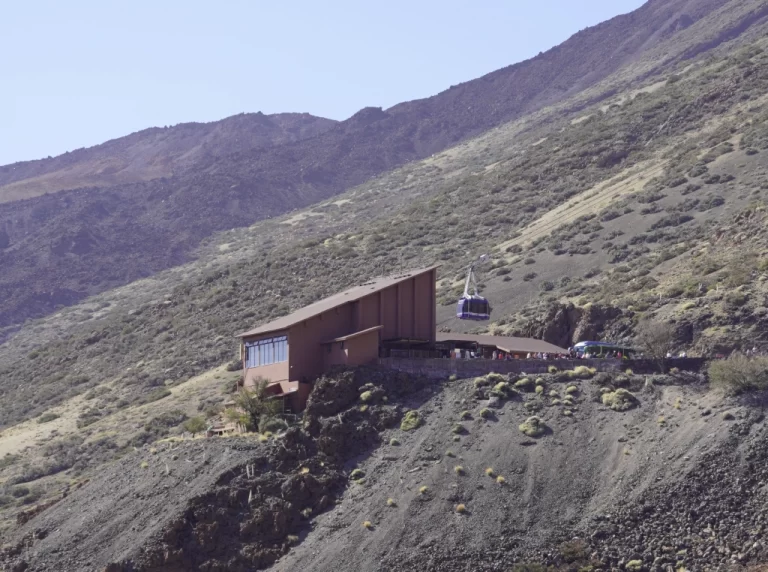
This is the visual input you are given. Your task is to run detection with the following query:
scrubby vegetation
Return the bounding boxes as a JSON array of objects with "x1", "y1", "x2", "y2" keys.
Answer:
[
  {"x1": 518, "y1": 416, "x2": 547, "y2": 437},
  {"x1": 400, "y1": 411, "x2": 422, "y2": 431},
  {"x1": 601, "y1": 389, "x2": 638, "y2": 411},
  {"x1": 708, "y1": 355, "x2": 768, "y2": 395}
]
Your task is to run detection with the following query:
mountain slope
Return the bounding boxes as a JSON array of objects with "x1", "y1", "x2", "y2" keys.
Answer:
[
  {"x1": 0, "y1": 112, "x2": 337, "y2": 203},
  {"x1": 1, "y1": 0, "x2": 757, "y2": 329},
  {"x1": 2, "y1": 12, "x2": 768, "y2": 430},
  {"x1": 3, "y1": 1, "x2": 768, "y2": 561}
]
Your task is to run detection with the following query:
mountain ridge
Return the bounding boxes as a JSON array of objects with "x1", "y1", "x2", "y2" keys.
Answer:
[{"x1": 0, "y1": 0, "x2": 749, "y2": 329}]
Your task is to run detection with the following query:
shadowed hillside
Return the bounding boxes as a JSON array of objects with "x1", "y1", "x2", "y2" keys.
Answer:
[{"x1": 1, "y1": 0, "x2": 757, "y2": 328}]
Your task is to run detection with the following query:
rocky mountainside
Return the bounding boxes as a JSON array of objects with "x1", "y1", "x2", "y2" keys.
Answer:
[
  {"x1": 3, "y1": 2, "x2": 768, "y2": 569},
  {"x1": 1, "y1": 0, "x2": 768, "y2": 431},
  {"x1": 0, "y1": 0, "x2": 752, "y2": 328},
  {"x1": 0, "y1": 112, "x2": 337, "y2": 201},
  {"x1": 3, "y1": 367, "x2": 767, "y2": 572}
]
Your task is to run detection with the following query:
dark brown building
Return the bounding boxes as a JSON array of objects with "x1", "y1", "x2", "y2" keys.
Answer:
[{"x1": 237, "y1": 266, "x2": 437, "y2": 411}]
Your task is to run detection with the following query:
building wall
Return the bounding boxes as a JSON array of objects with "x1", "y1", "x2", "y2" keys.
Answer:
[
  {"x1": 242, "y1": 330, "x2": 290, "y2": 389},
  {"x1": 241, "y1": 268, "x2": 437, "y2": 410},
  {"x1": 288, "y1": 304, "x2": 355, "y2": 383},
  {"x1": 322, "y1": 330, "x2": 379, "y2": 369},
  {"x1": 414, "y1": 270, "x2": 435, "y2": 342},
  {"x1": 347, "y1": 331, "x2": 380, "y2": 365}
]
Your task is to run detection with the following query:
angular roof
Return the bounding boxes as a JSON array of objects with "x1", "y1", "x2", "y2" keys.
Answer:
[
  {"x1": 238, "y1": 266, "x2": 438, "y2": 338},
  {"x1": 436, "y1": 332, "x2": 568, "y2": 355}
]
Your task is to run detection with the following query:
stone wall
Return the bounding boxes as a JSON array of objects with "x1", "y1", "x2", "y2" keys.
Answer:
[
  {"x1": 377, "y1": 357, "x2": 622, "y2": 378},
  {"x1": 377, "y1": 357, "x2": 708, "y2": 378}
]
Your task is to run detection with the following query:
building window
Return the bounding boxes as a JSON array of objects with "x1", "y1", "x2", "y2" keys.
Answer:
[{"x1": 245, "y1": 335, "x2": 287, "y2": 368}]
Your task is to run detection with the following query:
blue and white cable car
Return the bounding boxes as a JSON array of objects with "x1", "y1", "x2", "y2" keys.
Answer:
[{"x1": 456, "y1": 256, "x2": 491, "y2": 321}]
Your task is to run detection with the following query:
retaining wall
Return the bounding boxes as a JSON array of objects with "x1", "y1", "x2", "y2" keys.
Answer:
[
  {"x1": 377, "y1": 357, "x2": 621, "y2": 378},
  {"x1": 377, "y1": 357, "x2": 708, "y2": 378}
]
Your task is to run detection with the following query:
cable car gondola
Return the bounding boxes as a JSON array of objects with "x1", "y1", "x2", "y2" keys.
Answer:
[{"x1": 456, "y1": 257, "x2": 491, "y2": 321}]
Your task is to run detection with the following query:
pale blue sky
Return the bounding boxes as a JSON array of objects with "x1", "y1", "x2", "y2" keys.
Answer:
[{"x1": 1, "y1": 0, "x2": 645, "y2": 165}]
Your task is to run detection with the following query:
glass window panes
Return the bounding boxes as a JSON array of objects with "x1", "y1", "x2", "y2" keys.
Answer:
[{"x1": 245, "y1": 335, "x2": 287, "y2": 368}]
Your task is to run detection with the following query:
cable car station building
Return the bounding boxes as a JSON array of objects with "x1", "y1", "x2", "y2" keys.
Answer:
[
  {"x1": 237, "y1": 267, "x2": 438, "y2": 411},
  {"x1": 237, "y1": 265, "x2": 568, "y2": 411}
]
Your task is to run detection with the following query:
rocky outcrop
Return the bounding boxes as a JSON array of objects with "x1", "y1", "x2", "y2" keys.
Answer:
[{"x1": 519, "y1": 302, "x2": 623, "y2": 348}]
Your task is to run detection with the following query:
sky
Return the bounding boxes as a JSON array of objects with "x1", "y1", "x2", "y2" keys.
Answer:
[{"x1": 1, "y1": 0, "x2": 645, "y2": 166}]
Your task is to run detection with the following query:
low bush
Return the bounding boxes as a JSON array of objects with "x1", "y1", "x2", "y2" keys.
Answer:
[
  {"x1": 350, "y1": 469, "x2": 365, "y2": 480},
  {"x1": 572, "y1": 366, "x2": 596, "y2": 379},
  {"x1": 400, "y1": 410, "x2": 422, "y2": 431},
  {"x1": 491, "y1": 381, "x2": 514, "y2": 398},
  {"x1": 518, "y1": 416, "x2": 547, "y2": 437},
  {"x1": 486, "y1": 372, "x2": 506, "y2": 384},
  {"x1": 182, "y1": 416, "x2": 207, "y2": 436},
  {"x1": 37, "y1": 412, "x2": 60, "y2": 424},
  {"x1": 708, "y1": 355, "x2": 768, "y2": 395},
  {"x1": 515, "y1": 378, "x2": 534, "y2": 390},
  {"x1": 258, "y1": 417, "x2": 288, "y2": 434},
  {"x1": 601, "y1": 389, "x2": 638, "y2": 411},
  {"x1": 479, "y1": 408, "x2": 493, "y2": 419},
  {"x1": 451, "y1": 423, "x2": 467, "y2": 435},
  {"x1": 455, "y1": 503, "x2": 466, "y2": 513}
]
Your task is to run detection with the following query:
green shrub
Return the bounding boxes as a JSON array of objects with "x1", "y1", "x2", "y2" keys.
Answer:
[
  {"x1": 389, "y1": 438, "x2": 401, "y2": 446},
  {"x1": 258, "y1": 417, "x2": 288, "y2": 434},
  {"x1": 565, "y1": 385, "x2": 578, "y2": 394},
  {"x1": 142, "y1": 387, "x2": 172, "y2": 404},
  {"x1": 359, "y1": 391, "x2": 373, "y2": 402},
  {"x1": 486, "y1": 372, "x2": 506, "y2": 384},
  {"x1": 491, "y1": 381, "x2": 514, "y2": 398},
  {"x1": 460, "y1": 410, "x2": 472, "y2": 420},
  {"x1": 515, "y1": 378, "x2": 534, "y2": 390},
  {"x1": 601, "y1": 389, "x2": 638, "y2": 411},
  {"x1": 350, "y1": 469, "x2": 365, "y2": 480},
  {"x1": 182, "y1": 416, "x2": 207, "y2": 436},
  {"x1": 572, "y1": 366, "x2": 596, "y2": 378},
  {"x1": 725, "y1": 292, "x2": 748, "y2": 307},
  {"x1": 400, "y1": 410, "x2": 422, "y2": 431},
  {"x1": 518, "y1": 416, "x2": 547, "y2": 437},
  {"x1": 626, "y1": 560, "x2": 643, "y2": 571},
  {"x1": 11, "y1": 486, "x2": 30, "y2": 498},
  {"x1": 548, "y1": 365, "x2": 558, "y2": 373},
  {"x1": 451, "y1": 423, "x2": 467, "y2": 435},
  {"x1": 479, "y1": 408, "x2": 493, "y2": 419},
  {"x1": 473, "y1": 376, "x2": 491, "y2": 388},
  {"x1": 37, "y1": 412, "x2": 60, "y2": 424},
  {"x1": 708, "y1": 355, "x2": 768, "y2": 395},
  {"x1": 535, "y1": 385, "x2": 544, "y2": 395}
]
